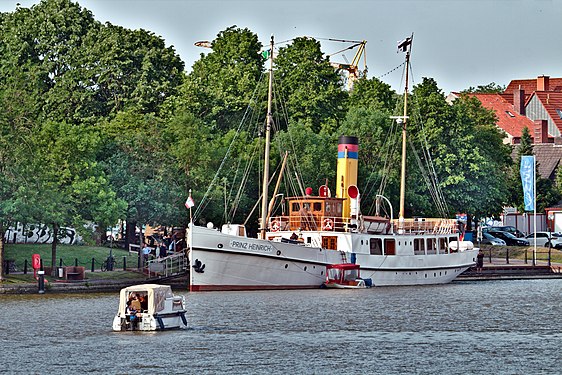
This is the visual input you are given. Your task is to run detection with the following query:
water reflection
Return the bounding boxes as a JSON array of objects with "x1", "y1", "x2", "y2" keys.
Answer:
[{"x1": 1, "y1": 279, "x2": 560, "y2": 374}]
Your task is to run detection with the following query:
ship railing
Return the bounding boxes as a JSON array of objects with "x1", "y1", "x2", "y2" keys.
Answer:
[
  {"x1": 269, "y1": 215, "x2": 353, "y2": 233},
  {"x1": 392, "y1": 218, "x2": 458, "y2": 235}
]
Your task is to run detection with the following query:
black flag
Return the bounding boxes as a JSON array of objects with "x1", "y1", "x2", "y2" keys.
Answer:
[{"x1": 397, "y1": 36, "x2": 412, "y2": 53}]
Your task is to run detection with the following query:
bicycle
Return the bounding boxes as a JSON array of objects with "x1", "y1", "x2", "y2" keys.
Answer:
[{"x1": 101, "y1": 256, "x2": 115, "y2": 272}]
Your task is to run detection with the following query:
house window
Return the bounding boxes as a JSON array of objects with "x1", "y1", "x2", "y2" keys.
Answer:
[{"x1": 556, "y1": 109, "x2": 562, "y2": 119}]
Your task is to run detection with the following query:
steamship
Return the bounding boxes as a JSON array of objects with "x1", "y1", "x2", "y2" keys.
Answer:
[{"x1": 187, "y1": 36, "x2": 478, "y2": 291}]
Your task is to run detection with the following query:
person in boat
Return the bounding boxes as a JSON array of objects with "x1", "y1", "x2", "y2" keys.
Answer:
[
  {"x1": 139, "y1": 294, "x2": 148, "y2": 311},
  {"x1": 290, "y1": 232, "x2": 298, "y2": 241},
  {"x1": 127, "y1": 293, "x2": 142, "y2": 328}
]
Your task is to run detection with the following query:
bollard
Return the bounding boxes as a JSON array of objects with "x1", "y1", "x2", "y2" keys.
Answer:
[
  {"x1": 506, "y1": 248, "x2": 509, "y2": 264},
  {"x1": 38, "y1": 259, "x2": 45, "y2": 294},
  {"x1": 488, "y1": 249, "x2": 492, "y2": 263},
  {"x1": 59, "y1": 258, "x2": 63, "y2": 267},
  {"x1": 548, "y1": 248, "x2": 551, "y2": 266},
  {"x1": 91, "y1": 258, "x2": 95, "y2": 272},
  {"x1": 123, "y1": 256, "x2": 127, "y2": 271},
  {"x1": 525, "y1": 249, "x2": 528, "y2": 264},
  {"x1": 75, "y1": 258, "x2": 78, "y2": 267},
  {"x1": 24, "y1": 259, "x2": 28, "y2": 275}
]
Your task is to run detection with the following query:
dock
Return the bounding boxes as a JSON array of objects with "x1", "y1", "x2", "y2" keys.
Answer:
[{"x1": 459, "y1": 257, "x2": 562, "y2": 280}]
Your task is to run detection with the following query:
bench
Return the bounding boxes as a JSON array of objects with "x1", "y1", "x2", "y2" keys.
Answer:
[{"x1": 64, "y1": 266, "x2": 85, "y2": 281}]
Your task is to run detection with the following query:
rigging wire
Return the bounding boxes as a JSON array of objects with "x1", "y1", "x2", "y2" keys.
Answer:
[{"x1": 193, "y1": 72, "x2": 266, "y2": 222}]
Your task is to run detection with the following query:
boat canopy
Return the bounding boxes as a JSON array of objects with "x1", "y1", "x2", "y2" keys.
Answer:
[{"x1": 118, "y1": 284, "x2": 174, "y2": 316}]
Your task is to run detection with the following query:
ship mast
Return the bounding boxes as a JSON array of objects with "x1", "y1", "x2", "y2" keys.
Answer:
[
  {"x1": 397, "y1": 34, "x2": 413, "y2": 233},
  {"x1": 260, "y1": 35, "x2": 275, "y2": 240}
]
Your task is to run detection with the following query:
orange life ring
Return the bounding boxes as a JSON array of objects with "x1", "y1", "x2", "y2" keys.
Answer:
[
  {"x1": 271, "y1": 220, "x2": 280, "y2": 232},
  {"x1": 323, "y1": 218, "x2": 334, "y2": 231}
]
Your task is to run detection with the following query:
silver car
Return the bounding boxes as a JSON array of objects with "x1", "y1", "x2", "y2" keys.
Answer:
[
  {"x1": 525, "y1": 232, "x2": 562, "y2": 248},
  {"x1": 480, "y1": 232, "x2": 506, "y2": 246}
]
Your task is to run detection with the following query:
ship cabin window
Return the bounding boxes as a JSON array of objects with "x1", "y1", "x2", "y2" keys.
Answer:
[
  {"x1": 313, "y1": 202, "x2": 322, "y2": 211},
  {"x1": 414, "y1": 238, "x2": 425, "y2": 255},
  {"x1": 449, "y1": 236, "x2": 457, "y2": 252},
  {"x1": 384, "y1": 239, "x2": 396, "y2": 255},
  {"x1": 370, "y1": 238, "x2": 383, "y2": 255},
  {"x1": 427, "y1": 238, "x2": 437, "y2": 254},
  {"x1": 292, "y1": 202, "x2": 300, "y2": 212},
  {"x1": 439, "y1": 238, "x2": 449, "y2": 254},
  {"x1": 322, "y1": 236, "x2": 337, "y2": 250}
]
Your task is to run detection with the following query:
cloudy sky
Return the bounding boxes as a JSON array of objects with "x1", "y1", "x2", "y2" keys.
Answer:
[{"x1": 2, "y1": 0, "x2": 561, "y2": 94}]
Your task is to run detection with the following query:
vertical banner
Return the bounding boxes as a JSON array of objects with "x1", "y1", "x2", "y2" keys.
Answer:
[{"x1": 520, "y1": 155, "x2": 535, "y2": 211}]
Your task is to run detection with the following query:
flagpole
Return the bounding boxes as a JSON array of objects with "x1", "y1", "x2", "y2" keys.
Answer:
[
  {"x1": 533, "y1": 158, "x2": 537, "y2": 266},
  {"x1": 188, "y1": 189, "x2": 193, "y2": 225}
]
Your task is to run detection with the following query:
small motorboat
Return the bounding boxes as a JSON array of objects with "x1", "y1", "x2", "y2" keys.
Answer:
[
  {"x1": 322, "y1": 263, "x2": 372, "y2": 289},
  {"x1": 112, "y1": 284, "x2": 187, "y2": 331}
]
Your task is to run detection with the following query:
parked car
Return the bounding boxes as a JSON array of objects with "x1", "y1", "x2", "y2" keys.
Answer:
[
  {"x1": 488, "y1": 226, "x2": 525, "y2": 238},
  {"x1": 480, "y1": 232, "x2": 507, "y2": 246},
  {"x1": 488, "y1": 231, "x2": 530, "y2": 246},
  {"x1": 525, "y1": 232, "x2": 562, "y2": 248}
]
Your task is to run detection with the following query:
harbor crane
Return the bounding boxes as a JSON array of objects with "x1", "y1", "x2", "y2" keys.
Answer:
[{"x1": 327, "y1": 39, "x2": 367, "y2": 90}]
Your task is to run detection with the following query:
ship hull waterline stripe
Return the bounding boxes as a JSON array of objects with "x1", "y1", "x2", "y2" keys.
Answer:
[{"x1": 190, "y1": 246, "x2": 475, "y2": 271}]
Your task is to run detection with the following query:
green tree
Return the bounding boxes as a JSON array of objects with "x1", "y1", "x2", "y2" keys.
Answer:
[
  {"x1": 407, "y1": 78, "x2": 512, "y2": 222},
  {"x1": 176, "y1": 26, "x2": 263, "y2": 132},
  {"x1": 274, "y1": 37, "x2": 347, "y2": 134},
  {"x1": 463, "y1": 82, "x2": 505, "y2": 94},
  {"x1": 348, "y1": 77, "x2": 398, "y2": 112}
]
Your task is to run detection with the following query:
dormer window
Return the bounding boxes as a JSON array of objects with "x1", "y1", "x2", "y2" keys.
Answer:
[
  {"x1": 505, "y1": 111, "x2": 515, "y2": 117},
  {"x1": 556, "y1": 109, "x2": 562, "y2": 119}
]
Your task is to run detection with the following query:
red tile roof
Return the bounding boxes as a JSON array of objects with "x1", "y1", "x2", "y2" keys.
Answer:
[
  {"x1": 531, "y1": 91, "x2": 562, "y2": 134},
  {"x1": 469, "y1": 93, "x2": 535, "y2": 138},
  {"x1": 503, "y1": 77, "x2": 562, "y2": 104}
]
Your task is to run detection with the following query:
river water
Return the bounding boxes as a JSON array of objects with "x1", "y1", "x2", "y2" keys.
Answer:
[{"x1": 0, "y1": 279, "x2": 560, "y2": 374}]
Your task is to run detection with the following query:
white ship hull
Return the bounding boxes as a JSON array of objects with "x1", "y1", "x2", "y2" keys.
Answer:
[{"x1": 188, "y1": 226, "x2": 477, "y2": 291}]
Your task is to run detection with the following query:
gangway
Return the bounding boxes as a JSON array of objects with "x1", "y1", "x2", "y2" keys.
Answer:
[{"x1": 146, "y1": 252, "x2": 189, "y2": 279}]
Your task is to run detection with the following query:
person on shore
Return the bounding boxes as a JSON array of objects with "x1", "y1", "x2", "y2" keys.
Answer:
[
  {"x1": 476, "y1": 249, "x2": 484, "y2": 273},
  {"x1": 142, "y1": 243, "x2": 152, "y2": 261},
  {"x1": 159, "y1": 242, "x2": 167, "y2": 258}
]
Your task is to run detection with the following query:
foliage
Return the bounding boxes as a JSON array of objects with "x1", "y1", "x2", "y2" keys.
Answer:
[
  {"x1": 274, "y1": 37, "x2": 348, "y2": 134},
  {"x1": 408, "y1": 78, "x2": 512, "y2": 220},
  {"x1": 178, "y1": 26, "x2": 264, "y2": 132},
  {"x1": 462, "y1": 82, "x2": 506, "y2": 94}
]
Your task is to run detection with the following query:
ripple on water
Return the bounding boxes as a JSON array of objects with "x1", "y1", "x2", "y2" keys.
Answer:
[{"x1": 0, "y1": 279, "x2": 561, "y2": 374}]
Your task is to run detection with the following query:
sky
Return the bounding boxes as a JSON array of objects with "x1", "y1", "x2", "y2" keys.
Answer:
[{"x1": 1, "y1": 0, "x2": 561, "y2": 94}]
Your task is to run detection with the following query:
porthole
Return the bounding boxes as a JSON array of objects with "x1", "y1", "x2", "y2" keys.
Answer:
[
  {"x1": 285, "y1": 264, "x2": 288, "y2": 269},
  {"x1": 218, "y1": 243, "x2": 223, "y2": 249},
  {"x1": 425, "y1": 274, "x2": 427, "y2": 278},
  {"x1": 434, "y1": 273, "x2": 436, "y2": 277},
  {"x1": 321, "y1": 271, "x2": 323, "y2": 275},
  {"x1": 304, "y1": 266, "x2": 307, "y2": 271}
]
